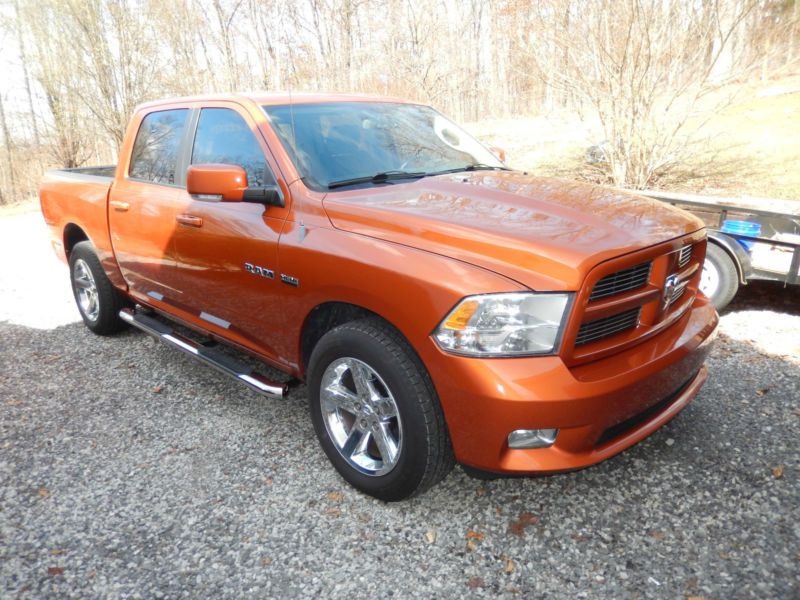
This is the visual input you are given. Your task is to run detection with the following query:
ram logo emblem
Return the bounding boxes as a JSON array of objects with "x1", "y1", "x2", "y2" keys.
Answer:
[{"x1": 244, "y1": 262, "x2": 274, "y2": 279}]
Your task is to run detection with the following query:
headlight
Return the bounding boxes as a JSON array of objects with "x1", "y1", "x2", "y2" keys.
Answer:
[{"x1": 433, "y1": 292, "x2": 572, "y2": 357}]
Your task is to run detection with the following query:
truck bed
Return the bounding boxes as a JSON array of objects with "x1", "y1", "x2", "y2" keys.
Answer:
[
  {"x1": 39, "y1": 165, "x2": 124, "y2": 287},
  {"x1": 48, "y1": 165, "x2": 117, "y2": 181}
]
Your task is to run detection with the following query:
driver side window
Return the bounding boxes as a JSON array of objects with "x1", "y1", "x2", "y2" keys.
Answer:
[{"x1": 191, "y1": 108, "x2": 275, "y2": 188}]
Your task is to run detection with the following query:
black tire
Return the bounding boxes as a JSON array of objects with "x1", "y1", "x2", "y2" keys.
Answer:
[
  {"x1": 701, "y1": 244, "x2": 739, "y2": 311},
  {"x1": 307, "y1": 318, "x2": 454, "y2": 501},
  {"x1": 69, "y1": 241, "x2": 129, "y2": 335}
]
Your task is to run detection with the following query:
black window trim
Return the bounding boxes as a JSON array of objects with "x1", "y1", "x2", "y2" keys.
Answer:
[
  {"x1": 126, "y1": 107, "x2": 196, "y2": 189},
  {"x1": 187, "y1": 106, "x2": 277, "y2": 197}
]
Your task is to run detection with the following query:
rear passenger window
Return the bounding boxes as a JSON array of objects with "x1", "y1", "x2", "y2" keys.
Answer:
[
  {"x1": 191, "y1": 108, "x2": 274, "y2": 187},
  {"x1": 129, "y1": 109, "x2": 188, "y2": 184}
]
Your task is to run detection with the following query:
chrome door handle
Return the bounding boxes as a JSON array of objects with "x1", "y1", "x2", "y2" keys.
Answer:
[
  {"x1": 176, "y1": 214, "x2": 203, "y2": 227},
  {"x1": 110, "y1": 200, "x2": 130, "y2": 212}
]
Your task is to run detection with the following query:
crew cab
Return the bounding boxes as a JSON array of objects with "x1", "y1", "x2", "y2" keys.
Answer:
[{"x1": 39, "y1": 93, "x2": 719, "y2": 500}]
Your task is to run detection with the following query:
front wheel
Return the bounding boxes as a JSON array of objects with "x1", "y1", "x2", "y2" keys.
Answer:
[
  {"x1": 307, "y1": 318, "x2": 454, "y2": 501},
  {"x1": 700, "y1": 244, "x2": 739, "y2": 311}
]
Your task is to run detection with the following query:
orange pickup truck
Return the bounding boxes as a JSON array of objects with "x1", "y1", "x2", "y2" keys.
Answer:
[{"x1": 40, "y1": 93, "x2": 718, "y2": 500}]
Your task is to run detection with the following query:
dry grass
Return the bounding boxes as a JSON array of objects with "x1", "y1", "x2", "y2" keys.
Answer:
[
  {"x1": 0, "y1": 197, "x2": 38, "y2": 217},
  {"x1": 468, "y1": 77, "x2": 800, "y2": 201}
]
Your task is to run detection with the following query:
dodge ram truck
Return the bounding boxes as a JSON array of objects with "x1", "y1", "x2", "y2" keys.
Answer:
[{"x1": 39, "y1": 93, "x2": 719, "y2": 501}]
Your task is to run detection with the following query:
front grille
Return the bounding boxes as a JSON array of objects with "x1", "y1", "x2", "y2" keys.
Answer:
[
  {"x1": 589, "y1": 262, "x2": 652, "y2": 301},
  {"x1": 678, "y1": 245, "x2": 692, "y2": 269},
  {"x1": 670, "y1": 280, "x2": 689, "y2": 305},
  {"x1": 575, "y1": 307, "x2": 641, "y2": 346}
]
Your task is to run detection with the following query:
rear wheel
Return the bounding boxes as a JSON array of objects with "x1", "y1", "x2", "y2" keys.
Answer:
[
  {"x1": 69, "y1": 241, "x2": 128, "y2": 335},
  {"x1": 308, "y1": 318, "x2": 454, "y2": 501},
  {"x1": 700, "y1": 244, "x2": 739, "y2": 311}
]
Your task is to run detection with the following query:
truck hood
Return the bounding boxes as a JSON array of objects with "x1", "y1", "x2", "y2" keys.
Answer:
[{"x1": 322, "y1": 171, "x2": 704, "y2": 290}]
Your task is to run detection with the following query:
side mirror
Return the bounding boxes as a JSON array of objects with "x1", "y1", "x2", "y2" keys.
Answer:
[
  {"x1": 187, "y1": 164, "x2": 248, "y2": 202},
  {"x1": 242, "y1": 186, "x2": 284, "y2": 207},
  {"x1": 489, "y1": 146, "x2": 507, "y2": 163}
]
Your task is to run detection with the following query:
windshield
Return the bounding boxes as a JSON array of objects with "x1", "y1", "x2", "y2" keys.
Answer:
[{"x1": 262, "y1": 102, "x2": 504, "y2": 190}]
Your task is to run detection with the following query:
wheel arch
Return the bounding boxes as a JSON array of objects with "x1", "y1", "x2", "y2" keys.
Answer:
[
  {"x1": 708, "y1": 232, "x2": 751, "y2": 285},
  {"x1": 63, "y1": 223, "x2": 90, "y2": 259},
  {"x1": 300, "y1": 301, "x2": 390, "y2": 377}
]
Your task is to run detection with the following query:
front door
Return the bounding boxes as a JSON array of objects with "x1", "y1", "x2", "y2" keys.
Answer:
[{"x1": 172, "y1": 105, "x2": 289, "y2": 359}]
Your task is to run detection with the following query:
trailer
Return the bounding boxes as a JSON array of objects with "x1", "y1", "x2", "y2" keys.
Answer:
[{"x1": 640, "y1": 190, "x2": 800, "y2": 311}]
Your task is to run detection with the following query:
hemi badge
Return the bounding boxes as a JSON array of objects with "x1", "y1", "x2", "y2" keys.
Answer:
[{"x1": 280, "y1": 274, "x2": 299, "y2": 287}]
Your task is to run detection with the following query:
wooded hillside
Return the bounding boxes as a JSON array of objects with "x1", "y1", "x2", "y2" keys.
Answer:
[{"x1": 1, "y1": 0, "x2": 798, "y2": 203}]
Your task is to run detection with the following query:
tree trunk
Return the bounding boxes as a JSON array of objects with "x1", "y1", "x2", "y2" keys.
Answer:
[
  {"x1": 14, "y1": 0, "x2": 40, "y2": 146},
  {"x1": 0, "y1": 94, "x2": 17, "y2": 195}
]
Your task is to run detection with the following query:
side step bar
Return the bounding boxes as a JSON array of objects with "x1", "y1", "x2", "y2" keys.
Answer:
[{"x1": 119, "y1": 308, "x2": 288, "y2": 399}]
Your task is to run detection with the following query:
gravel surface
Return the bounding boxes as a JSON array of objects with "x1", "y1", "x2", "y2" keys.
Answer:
[{"x1": 1, "y1": 209, "x2": 798, "y2": 599}]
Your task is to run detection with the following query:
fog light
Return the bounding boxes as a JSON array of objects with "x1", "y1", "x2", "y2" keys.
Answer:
[{"x1": 508, "y1": 428, "x2": 558, "y2": 449}]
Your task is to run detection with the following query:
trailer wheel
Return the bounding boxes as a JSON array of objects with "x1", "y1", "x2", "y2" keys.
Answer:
[{"x1": 701, "y1": 244, "x2": 739, "y2": 311}]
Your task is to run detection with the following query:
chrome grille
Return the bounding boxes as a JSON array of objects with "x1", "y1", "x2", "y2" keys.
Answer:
[
  {"x1": 589, "y1": 262, "x2": 652, "y2": 301},
  {"x1": 678, "y1": 245, "x2": 692, "y2": 269},
  {"x1": 575, "y1": 307, "x2": 641, "y2": 346},
  {"x1": 669, "y1": 280, "x2": 689, "y2": 305}
]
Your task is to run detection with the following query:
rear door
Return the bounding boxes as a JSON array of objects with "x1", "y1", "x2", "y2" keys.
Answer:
[
  {"x1": 109, "y1": 108, "x2": 191, "y2": 304},
  {"x1": 172, "y1": 103, "x2": 290, "y2": 358}
]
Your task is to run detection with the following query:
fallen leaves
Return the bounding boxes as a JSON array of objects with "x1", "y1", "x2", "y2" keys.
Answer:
[
  {"x1": 151, "y1": 384, "x2": 164, "y2": 394},
  {"x1": 37, "y1": 487, "x2": 49, "y2": 498},
  {"x1": 466, "y1": 576, "x2": 484, "y2": 589},
  {"x1": 755, "y1": 387, "x2": 770, "y2": 397},
  {"x1": 772, "y1": 464, "x2": 785, "y2": 479},
  {"x1": 323, "y1": 491, "x2": 343, "y2": 516},
  {"x1": 648, "y1": 530, "x2": 666, "y2": 541},
  {"x1": 465, "y1": 528, "x2": 484, "y2": 551},
  {"x1": 47, "y1": 567, "x2": 64, "y2": 576},
  {"x1": 508, "y1": 512, "x2": 539, "y2": 537},
  {"x1": 504, "y1": 558, "x2": 515, "y2": 573}
]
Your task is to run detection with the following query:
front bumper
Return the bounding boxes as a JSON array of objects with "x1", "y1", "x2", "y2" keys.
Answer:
[{"x1": 421, "y1": 295, "x2": 718, "y2": 473}]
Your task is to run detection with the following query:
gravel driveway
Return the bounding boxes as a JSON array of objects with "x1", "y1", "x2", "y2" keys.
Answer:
[{"x1": 1, "y1": 208, "x2": 798, "y2": 599}]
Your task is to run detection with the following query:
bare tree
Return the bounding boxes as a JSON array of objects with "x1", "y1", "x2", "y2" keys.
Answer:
[
  {"x1": 1, "y1": 0, "x2": 798, "y2": 205},
  {"x1": 12, "y1": 0, "x2": 39, "y2": 145},
  {"x1": 0, "y1": 91, "x2": 17, "y2": 200},
  {"x1": 526, "y1": 0, "x2": 757, "y2": 188}
]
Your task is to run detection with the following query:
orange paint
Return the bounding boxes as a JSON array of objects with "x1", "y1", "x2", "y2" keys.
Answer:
[{"x1": 39, "y1": 93, "x2": 718, "y2": 473}]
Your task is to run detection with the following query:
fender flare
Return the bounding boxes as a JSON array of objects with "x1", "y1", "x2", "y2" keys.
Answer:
[{"x1": 707, "y1": 231, "x2": 751, "y2": 285}]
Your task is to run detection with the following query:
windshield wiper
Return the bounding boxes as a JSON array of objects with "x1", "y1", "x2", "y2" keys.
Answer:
[
  {"x1": 328, "y1": 170, "x2": 426, "y2": 189},
  {"x1": 429, "y1": 163, "x2": 512, "y2": 176}
]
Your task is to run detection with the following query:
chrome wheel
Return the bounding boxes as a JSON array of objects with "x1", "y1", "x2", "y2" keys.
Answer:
[
  {"x1": 73, "y1": 258, "x2": 100, "y2": 321},
  {"x1": 320, "y1": 357, "x2": 403, "y2": 476},
  {"x1": 700, "y1": 259, "x2": 720, "y2": 299}
]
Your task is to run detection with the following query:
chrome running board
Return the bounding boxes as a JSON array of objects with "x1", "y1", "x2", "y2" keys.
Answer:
[{"x1": 119, "y1": 308, "x2": 288, "y2": 399}]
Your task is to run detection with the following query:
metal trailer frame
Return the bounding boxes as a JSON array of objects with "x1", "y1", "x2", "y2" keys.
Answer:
[{"x1": 640, "y1": 191, "x2": 800, "y2": 288}]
